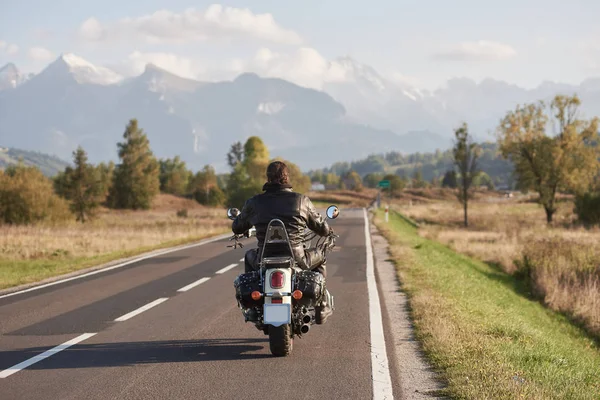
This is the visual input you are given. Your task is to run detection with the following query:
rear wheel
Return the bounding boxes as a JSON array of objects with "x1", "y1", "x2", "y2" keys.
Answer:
[{"x1": 268, "y1": 324, "x2": 293, "y2": 356}]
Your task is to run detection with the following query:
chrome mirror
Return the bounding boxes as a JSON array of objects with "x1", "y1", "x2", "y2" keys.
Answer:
[
  {"x1": 326, "y1": 205, "x2": 340, "y2": 219},
  {"x1": 227, "y1": 208, "x2": 240, "y2": 220}
]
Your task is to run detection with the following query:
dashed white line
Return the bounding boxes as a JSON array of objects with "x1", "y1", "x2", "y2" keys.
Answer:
[
  {"x1": 239, "y1": 257, "x2": 245, "y2": 262},
  {"x1": 114, "y1": 298, "x2": 169, "y2": 322},
  {"x1": 216, "y1": 263, "x2": 238, "y2": 274},
  {"x1": 177, "y1": 277, "x2": 211, "y2": 292},
  {"x1": 0, "y1": 333, "x2": 97, "y2": 379},
  {"x1": 0, "y1": 233, "x2": 231, "y2": 300},
  {"x1": 364, "y1": 208, "x2": 394, "y2": 399}
]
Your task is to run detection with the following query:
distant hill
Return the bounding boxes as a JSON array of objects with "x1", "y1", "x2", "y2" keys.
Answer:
[
  {"x1": 311, "y1": 142, "x2": 515, "y2": 188},
  {"x1": 0, "y1": 147, "x2": 69, "y2": 176}
]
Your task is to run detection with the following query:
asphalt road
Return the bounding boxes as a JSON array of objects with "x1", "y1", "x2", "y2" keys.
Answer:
[{"x1": 0, "y1": 208, "x2": 399, "y2": 399}]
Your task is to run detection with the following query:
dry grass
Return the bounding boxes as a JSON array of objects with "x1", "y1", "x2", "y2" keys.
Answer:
[
  {"x1": 396, "y1": 193, "x2": 600, "y2": 339},
  {"x1": 0, "y1": 194, "x2": 230, "y2": 289},
  {"x1": 306, "y1": 189, "x2": 378, "y2": 208},
  {"x1": 373, "y1": 209, "x2": 600, "y2": 399}
]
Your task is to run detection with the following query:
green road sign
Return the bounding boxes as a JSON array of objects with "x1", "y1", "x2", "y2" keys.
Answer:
[{"x1": 378, "y1": 180, "x2": 390, "y2": 188}]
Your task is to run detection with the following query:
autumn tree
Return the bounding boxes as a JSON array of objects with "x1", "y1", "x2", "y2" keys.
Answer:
[
  {"x1": 453, "y1": 122, "x2": 481, "y2": 227},
  {"x1": 108, "y1": 119, "x2": 160, "y2": 210},
  {"x1": 225, "y1": 137, "x2": 269, "y2": 208},
  {"x1": 343, "y1": 170, "x2": 363, "y2": 191},
  {"x1": 1, "y1": 164, "x2": 71, "y2": 224},
  {"x1": 189, "y1": 165, "x2": 225, "y2": 206},
  {"x1": 497, "y1": 95, "x2": 599, "y2": 223},
  {"x1": 159, "y1": 156, "x2": 191, "y2": 196}
]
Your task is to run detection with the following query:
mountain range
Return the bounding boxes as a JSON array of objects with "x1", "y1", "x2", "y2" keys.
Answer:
[{"x1": 1, "y1": 54, "x2": 599, "y2": 172}]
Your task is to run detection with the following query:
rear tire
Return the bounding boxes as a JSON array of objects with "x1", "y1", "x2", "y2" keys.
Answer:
[{"x1": 268, "y1": 324, "x2": 293, "y2": 356}]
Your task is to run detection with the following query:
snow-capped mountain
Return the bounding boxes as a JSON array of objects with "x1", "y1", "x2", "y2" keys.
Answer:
[
  {"x1": 0, "y1": 63, "x2": 33, "y2": 90},
  {"x1": 1, "y1": 52, "x2": 599, "y2": 172},
  {"x1": 39, "y1": 53, "x2": 124, "y2": 86},
  {"x1": 0, "y1": 53, "x2": 440, "y2": 172}
]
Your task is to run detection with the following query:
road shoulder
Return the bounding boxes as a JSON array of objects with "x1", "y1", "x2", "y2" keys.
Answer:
[{"x1": 369, "y1": 213, "x2": 446, "y2": 399}]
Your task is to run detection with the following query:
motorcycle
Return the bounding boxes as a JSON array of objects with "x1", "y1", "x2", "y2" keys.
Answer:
[{"x1": 226, "y1": 205, "x2": 340, "y2": 357}]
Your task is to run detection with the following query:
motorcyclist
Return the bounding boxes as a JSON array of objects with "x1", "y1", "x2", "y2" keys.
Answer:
[{"x1": 231, "y1": 160, "x2": 334, "y2": 324}]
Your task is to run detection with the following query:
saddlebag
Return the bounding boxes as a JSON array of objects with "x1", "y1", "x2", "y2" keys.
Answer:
[
  {"x1": 294, "y1": 270, "x2": 325, "y2": 306},
  {"x1": 233, "y1": 271, "x2": 262, "y2": 308}
]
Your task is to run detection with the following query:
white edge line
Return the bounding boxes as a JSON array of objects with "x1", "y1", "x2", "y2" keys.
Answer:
[
  {"x1": 0, "y1": 333, "x2": 97, "y2": 379},
  {"x1": 364, "y1": 208, "x2": 394, "y2": 399},
  {"x1": 114, "y1": 298, "x2": 169, "y2": 322},
  {"x1": 177, "y1": 277, "x2": 211, "y2": 292},
  {"x1": 215, "y1": 263, "x2": 238, "y2": 274},
  {"x1": 0, "y1": 233, "x2": 231, "y2": 300}
]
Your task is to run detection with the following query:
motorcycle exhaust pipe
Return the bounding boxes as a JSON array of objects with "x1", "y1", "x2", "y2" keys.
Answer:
[
  {"x1": 302, "y1": 315, "x2": 311, "y2": 324},
  {"x1": 300, "y1": 324, "x2": 310, "y2": 334}
]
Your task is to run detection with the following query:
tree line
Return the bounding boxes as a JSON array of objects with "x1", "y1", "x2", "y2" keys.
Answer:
[
  {"x1": 0, "y1": 119, "x2": 311, "y2": 225},
  {"x1": 312, "y1": 94, "x2": 600, "y2": 227}
]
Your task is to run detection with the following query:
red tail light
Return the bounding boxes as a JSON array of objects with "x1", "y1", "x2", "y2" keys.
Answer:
[{"x1": 270, "y1": 271, "x2": 284, "y2": 288}]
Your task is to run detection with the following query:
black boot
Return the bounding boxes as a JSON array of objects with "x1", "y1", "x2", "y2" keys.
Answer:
[{"x1": 315, "y1": 288, "x2": 333, "y2": 324}]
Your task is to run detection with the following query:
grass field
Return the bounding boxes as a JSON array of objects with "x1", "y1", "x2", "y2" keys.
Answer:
[
  {"x1": 373, "y1": 208, "x2": 600, "y2": 399},
  {"x1": 392, "y1": 189, "x2": 600, "y2": 340},
  {"x1": 0, "y1": 194, "x2": 230, "y2": 290}
]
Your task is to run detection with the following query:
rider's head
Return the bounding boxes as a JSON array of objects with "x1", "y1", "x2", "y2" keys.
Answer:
[{"x1": 266, "y1": 161, "x2": 289, "y2": 185}]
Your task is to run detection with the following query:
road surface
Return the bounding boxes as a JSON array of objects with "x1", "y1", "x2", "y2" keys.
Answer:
[{"x1": 0, "y1": 208, "x2": 401, "y2": 399}]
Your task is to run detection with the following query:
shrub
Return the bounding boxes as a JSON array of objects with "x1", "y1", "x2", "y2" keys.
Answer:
[
  {"x1": 574, "y1": 192, "x2": 600, "y2": 226},
  {"x1": 0, "y1": 165, "x2": 71, "y2": 224}
]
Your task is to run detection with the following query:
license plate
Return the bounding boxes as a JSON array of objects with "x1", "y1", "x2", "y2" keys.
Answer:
[{"x1": 263, "y1": 303, "x2": 291, "y2": 326}]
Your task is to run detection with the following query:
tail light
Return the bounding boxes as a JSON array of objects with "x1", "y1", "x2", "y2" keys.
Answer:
[{"x1": 270, "y1": 271, "x2": 284, "y2": 288}]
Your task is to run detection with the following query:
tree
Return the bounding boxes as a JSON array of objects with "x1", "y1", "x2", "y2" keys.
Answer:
[
  {"x1": 412, "y1": 169, "x2": 426, "y2": 188},
  {"x1": 1, "y1": 164, "x2": 71, "y2": 224},
  {"x1": 441, "y1": 170, "x2": 458, "y2": 188},
  {"x1": 62, "y1": 147, "x2": 103, "y2": 222},
  {"x1": 381, "y1": 173, "x2": 405, "y2": 196},
  {"x1": 497, "y1": 95, "x2": 600, "y2": 223},
  {"x1": 159, "y1": 156, "x2": 190, "y2": 196},
  {"x1": 343, "y1": 170, "x2": 363, "y2": 191},
  {"x1": 95, "y1": 161, "x2": 115, "y2": 202},
  {"x1": 363, "y1": 172, "x2": 385, "y2": 188},
  {"x1": 108, "y1": 119, "x2": 160, "y2": 210},
  {"x1": 189, "y1": 165, "x2": 225, "y2": 206},
  {"x1": 453, "y1": 122, "x2": 480, "y2": 227},
  {"x1": 227, "y1": 141, "x2": 243, "y2": 168}
]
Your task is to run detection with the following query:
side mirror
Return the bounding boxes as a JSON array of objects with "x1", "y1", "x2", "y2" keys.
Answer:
[
  {"x1": 326, "y1": 205, "x2": 340, "y2": 219},
  {"x1": 227, "y1": 208, "x2": 240, "y2": 220}
]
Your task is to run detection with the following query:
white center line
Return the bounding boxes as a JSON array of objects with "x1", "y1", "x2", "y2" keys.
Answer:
[
  {"x1": 114, "y1": 298, "x2": 169, "y2": 322},
  {"x1": 239, "y1": 257, "x2": 245, "y2": 262},
  {"x1": 177, "y1": 277, "x2": 211, "y2": 292},
  {"x1": 216, "y1": 263, "x2": 238, "y2": 274},
  {"x1": 0, "y1": 333, "x2": 97, "y2": 379}
]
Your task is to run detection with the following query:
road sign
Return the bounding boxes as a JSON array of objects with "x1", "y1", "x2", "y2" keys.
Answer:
[{"x1": 378, "y1": 180, "x2": 390, "y2": 188}]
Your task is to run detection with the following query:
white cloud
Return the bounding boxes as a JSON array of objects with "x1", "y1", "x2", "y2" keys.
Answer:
[
  {"x1": 244, "y1": 47, "x2": 352, "y2": 89},
  {"x1": 0, "y1": 40, "x2": 19, "y2": 56},
  {"x1": 433, "y1": 40, "x2": 517, "y2": 61},
  {"x1": 28, "y1": 46, "x2": 55, "y2": 62},
  {"x1": 78, "y1": 5, "x2": 302, "y2": 46}
]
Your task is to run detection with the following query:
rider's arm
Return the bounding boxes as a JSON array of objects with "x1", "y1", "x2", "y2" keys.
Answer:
[
  {"x1": 232, "y1": 198, "x2": 253, "y2": 234},
  {"x1": 304, "y1": 196, "x2": 331, "y2": 237}
]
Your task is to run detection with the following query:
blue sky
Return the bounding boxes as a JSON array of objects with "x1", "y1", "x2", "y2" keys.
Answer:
[{"x1": 1, "y1": 0, "x2": 599, "y2": 90}]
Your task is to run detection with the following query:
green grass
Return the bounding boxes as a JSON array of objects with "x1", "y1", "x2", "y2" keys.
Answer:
[
  {"x1": 373, "y1": 209, "x2": 600, "y2": 399},
  {"x1": 0, "y1": 232, "x2": 227, "y2": 290}
]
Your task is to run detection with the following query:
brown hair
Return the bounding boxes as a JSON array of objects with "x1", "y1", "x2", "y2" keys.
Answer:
[{"x1": 266, "y1": 161, "x2": 289, "y2": 184}]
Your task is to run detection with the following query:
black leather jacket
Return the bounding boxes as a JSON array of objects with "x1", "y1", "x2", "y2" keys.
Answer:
[{"x1": 231, "y1": 183, "x2": 331, "y2": 253}]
